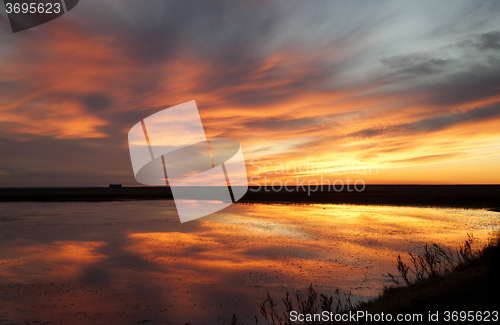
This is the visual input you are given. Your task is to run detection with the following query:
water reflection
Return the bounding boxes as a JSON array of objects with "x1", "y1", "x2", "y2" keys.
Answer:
[{"x1": 0, "y1": 201, "x2": 498, "y2": 324}]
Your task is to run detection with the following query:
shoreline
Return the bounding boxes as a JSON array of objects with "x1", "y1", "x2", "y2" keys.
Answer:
[{"x1": 1, "y1": 185, "x2": 499, "y2": 210}]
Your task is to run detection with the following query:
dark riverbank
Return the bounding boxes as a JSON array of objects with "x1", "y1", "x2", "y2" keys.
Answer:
[
  {"x1": 349, "y1": 235, "x2": 500, "y2": 322},
  {"x1": 1, "y1": 185, "x2": 499, "y2": 209}
]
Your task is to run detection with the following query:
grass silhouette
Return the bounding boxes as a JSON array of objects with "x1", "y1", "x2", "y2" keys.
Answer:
[{"x1": 230, "y1": 232, "x2": 500, "y2": 324}]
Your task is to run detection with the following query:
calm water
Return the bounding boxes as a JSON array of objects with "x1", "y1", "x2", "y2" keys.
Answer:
[{"x1": 0, "y1": 201, "x2": 499, "y2": 324}]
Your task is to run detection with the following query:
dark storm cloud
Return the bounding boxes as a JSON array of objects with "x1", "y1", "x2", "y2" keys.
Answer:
[
  {"x1": 0, "y1": 80, "x2": 20, "y2": 92},
  {"x1": 387, "y1": 153, "x2": 458, "y2": 165},
  {"x1": 374, "y1": 29, "x2": 500, "y2": 111},
  {"x1": 345, "y1": 127, "x2": 388, "y2": 140},
  {"x1": 345, "y1": 104, "x2": 500, "y2": 140},
  {"x1": 423, "y1": 64, "x2": 500, "y2": 107},
  {"x1": 411, "y1": 104, "x2": 500, "y2": 131},
  {"x1": 478, "y1": 31, "x2": 500, "y2": 50},
  {"x1": 68, "y1": 0, "x2": 384, "y2": 107},
  {"x1": 206, "y1": 59, "x2": 337, "y2": 107},
  {"x1": 75, "y1": 0, "x2": 283, "y2": 65},
  {"x1": 459, "y1": 31, "x2": 500, "y2": 51},
  {"x1": 81, "y1": 93, "x2": 114, "y2": 113},
  {"x1": 242, "y1": 116, "x2": 326, "y2": 132},
  {"x1": 0, "y1": 135, "x2": 135, "y2": 187},
  {"x1": 381, "y1": 54, "x2": 453, "y2": 77}
]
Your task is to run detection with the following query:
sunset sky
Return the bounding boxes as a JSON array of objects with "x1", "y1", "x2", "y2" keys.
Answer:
[{"x1": 1, "y1": 0, "x2": 499, "y2": 186}]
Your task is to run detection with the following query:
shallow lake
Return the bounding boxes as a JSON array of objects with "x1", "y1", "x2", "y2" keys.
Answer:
[{"x1": 0, "y1": 201, "x2": 499, "y2": 324}]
